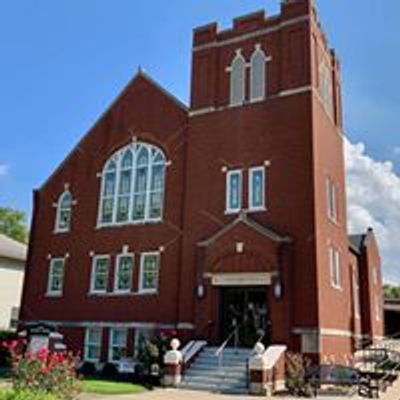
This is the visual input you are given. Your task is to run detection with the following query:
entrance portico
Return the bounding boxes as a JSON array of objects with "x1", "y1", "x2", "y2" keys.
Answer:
[{"x1": 194, "y1": 212, "x2": 293, "y2": 347}]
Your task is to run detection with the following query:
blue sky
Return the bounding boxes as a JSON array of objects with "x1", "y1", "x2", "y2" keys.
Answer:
[{"x1": 0, "y1": 0, "x2": 399, "y2": 216}]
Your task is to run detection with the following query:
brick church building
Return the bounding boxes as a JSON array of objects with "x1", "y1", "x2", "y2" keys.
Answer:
[{"x1": 21, "y1": 0, "x2": 384, "y2": 365}]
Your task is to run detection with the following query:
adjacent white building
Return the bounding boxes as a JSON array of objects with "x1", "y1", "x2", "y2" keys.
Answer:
[{"x1": 0, "y1": 234, "x2": 27, "y2": 330}]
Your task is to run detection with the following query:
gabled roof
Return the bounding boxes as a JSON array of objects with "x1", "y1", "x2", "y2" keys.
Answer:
[
  {"x1": 0, "y1": 234, "x2": 27, "y2": 263},
  {"x1": 40, "y1": 69, "x2": 188, "y2": 190},
  {"x1": 198, "y1": 211, "x2": 292, "y2": 247}
]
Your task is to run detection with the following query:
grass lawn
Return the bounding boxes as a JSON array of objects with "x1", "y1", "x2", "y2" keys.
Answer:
[{"x1": 82, "y1": 378, "x2": 148, "y2": 395}]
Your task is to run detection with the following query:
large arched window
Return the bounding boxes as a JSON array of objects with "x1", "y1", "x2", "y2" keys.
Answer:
[
  {"x1": 55, "y1": 190, "x2": 73, "y2": 232},
  {"x1": 250, "y1": 46, "x2": 266, "y2": 101},
  {"x1": 98, "y1": 142, "x2": 166, "y2": 226},
  {"x1": 230, "y1": 51, "x2": 246, "y2": 106}
]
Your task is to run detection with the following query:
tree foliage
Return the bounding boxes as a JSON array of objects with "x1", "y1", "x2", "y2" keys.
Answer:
[
  {"x1": 0, "y1": 207, "x2": 28, "y2": 243},
  {"x1": 383, "y1": 284, "x2": 400, "y2": 299}
]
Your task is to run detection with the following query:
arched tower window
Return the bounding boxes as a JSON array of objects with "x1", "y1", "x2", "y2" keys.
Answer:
[
  {"x1": 98, "y1": 142, "x2": 166, "y2": 226},
  {"x1": 230, "y1": 50, "x2": 246, "y2": 106},
  {"x1": 250, "y1": 46, "x2": 266, "y2": 101},
  {"x1": 55, "y1": 190, "x2": 73, "y2": 232}
]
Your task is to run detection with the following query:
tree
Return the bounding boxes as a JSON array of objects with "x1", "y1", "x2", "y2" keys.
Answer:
[
  {"x1": 0, "y1": 207, "x2": 29, "y2": 243},
  {"x1": 383, "y1": 284, "x2": 400, "y2": 299}
]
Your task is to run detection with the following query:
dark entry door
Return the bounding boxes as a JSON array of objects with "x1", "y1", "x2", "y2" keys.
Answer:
[{"x1": 220, "y1": 287, "x2": 270, "y2": 348}]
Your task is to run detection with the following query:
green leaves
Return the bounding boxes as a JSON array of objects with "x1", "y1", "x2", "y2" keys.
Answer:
[{"x1": 0, "y1": 207, "x2": 28, "y2": 244}]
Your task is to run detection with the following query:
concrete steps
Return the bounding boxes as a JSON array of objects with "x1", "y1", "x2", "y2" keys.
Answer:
[{"x1": 178, "y1": 346, "x2": 252, "y2": 394}]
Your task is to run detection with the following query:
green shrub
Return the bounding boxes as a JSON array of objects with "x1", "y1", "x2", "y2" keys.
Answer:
[
  {"x1": 0, "y1": 389, "x2": 60, "y2": 400},
  {"x1": 285, "y1": 352, "x2": 313, "y2": 397},
  {"x1": 2, "y1": 341, "x2": 81, "y2": 400}
]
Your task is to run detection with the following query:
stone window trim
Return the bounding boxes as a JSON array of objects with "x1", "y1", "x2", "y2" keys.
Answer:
[
  {"x1": 89, "y1": 255, "x2": 111, "y2": 295},
  {"x1": 325, "y1": 175, "x2": 338, "y2": 224},
  {"x1": 97, "y1": 141, "x2": 166, "y2": 228},
  {"x1": 53, "y1": 189, "x2": 76, "y2": 234},
  {"x1": 113, "y1": 253, "x2": 134, "y2": 294},
  {"x1": 225, "y1": 169, "x2": 243, "y2": 214},
  {"x1": 108, "y1": 327, "x2": 128, "y2": 364},
  {"x1": 84, "y1": 327, "x2": 102, "y2": 362},
  {"x1": 329, "y1": 245, "x2": 342, "y2": 290},
  {"x1": 46, "y1": 257, "x2": 66, "y2": 297},
  {"x1": 138, "y1": 252, "x2": 161, "y2": 295},
  {"x1": 248, "y1": 165, "x2": 266, "y2": 212}
]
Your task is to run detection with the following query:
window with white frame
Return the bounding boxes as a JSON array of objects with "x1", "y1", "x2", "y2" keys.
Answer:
[
  {"x1": 47, "y1": 258, "x2": 65, "y2": 295},
  {"x1": 226, "y1": 170, "x2": 242, "y2": 213},
  {"x1": 134, "y1": 328, "x2": 154, "y2": 357},
  {"x1": 139, "y1": 253, "x2": 160, "y2": 293},
  {"x1": 326, "y1": 176, "x2": 338, "y2": 222},
  {"x1": 372, "y1": 267, "x2": 378, "y2": 286},
  {"x1": 319, "y1": 61, "x2": 333, "y2": 114},
  {"x1": 352, "y1": 270, "x2": 361, "y2": 319},
  {"x1": 230, "y1": 51, "x2": 246, "y2": 106},
  {"x1": 98, "y1": 142, "x2": 166, "y2": 226},
  {"x1": 249, "y1": 166, "x2": 266, "y2": 210},
  {"x1": 375, "y1": 295, "x2": 381, "y2": 321},
  {"x1": 114, "y1": 254, "x2": 134, "y2": 293},
  {"x1": 250, "y1": 46, "x2": 266, "y2": 102},
  {"x1": 55, "y1": 191, "x2": 72, "y2": 232},
  {"x1": 84, "y1": 327, "x2": 102, "y2": 362},
  {"x1": 329, "y1": 246, "x2": 341, "y2": 289},
  {"x1": 109, "y1": 328, "x2": 128, "y2": 363},
  {"x1": 90, "y1": 256, "x2": 110, "y2": 294}
]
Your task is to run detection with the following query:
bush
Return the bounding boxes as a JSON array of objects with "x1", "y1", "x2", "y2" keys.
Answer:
[
  {"x1": 0, "y1": 389, "x2": 60, "y2": 400},
  {"x1": 100, "y1": 363, "x2": 118, "y2": 379},
  {"x1": 77, "y1": 362, "x2": 96, "y2": 377},
  {"x1": 2, "y1": 341, "x2": 80, "y2": 400},
  {"x1": 285, "y1": 352, "x2": 313, "y2": 397}
]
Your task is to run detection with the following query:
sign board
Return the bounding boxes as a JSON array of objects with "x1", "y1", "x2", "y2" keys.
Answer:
[
  {"x1": 210, "y1": 272, "x2": 272, "y2": 286},
  {"x1": 29, "y1": 335, "x2": 49, "y2": 355}
]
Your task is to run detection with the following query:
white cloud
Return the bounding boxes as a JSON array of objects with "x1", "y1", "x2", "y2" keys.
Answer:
[
  {"x1": 0, "y1": 164, "x2": 8, "y2": 177},
  {"x1": 345, "y1": 139, "x2": 400, "y2": 284}
]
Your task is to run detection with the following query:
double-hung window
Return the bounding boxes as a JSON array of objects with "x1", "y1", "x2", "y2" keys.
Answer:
[
  {"x1": 114, "y1": 254, "x2": 134, "y2": 293},
  {"x1": 47, "y1": 258, "x2": 65, "y2": 296},
  {"x1": 55, "y1": 191, "x2": 72, "y2": 233},
  {"x1": 326, "y1": 176, "x2": 338, "y2": 222},
  {"x1": 249, "y1": 166, "x2": 266, "y2": 211},
  {"x1": 226, "y1": 170, "x2": 242, "y2": 213},
  {"x1": 109, "y1": 328, "x2": 128, "y2": 363},
  {"x1": 90, "y1": 256, "x2": 110, "y2": 294},
  {"x1": 329, "y1": 246, "x2": 341, "y2": 289},
  {"x1": 352, "y1": 270, "x2": 360, "y2": 319},
  {"x1": 139, "y1": 253, "x2": 160, "y2": 294},
  {"x1": 84, "y1": 327, "x2": 102, "y2": 362}
]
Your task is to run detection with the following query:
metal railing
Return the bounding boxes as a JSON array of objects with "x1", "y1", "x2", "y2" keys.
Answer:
[{"x1": 215, "y1": 326, "x2": 239, "y2": 373}]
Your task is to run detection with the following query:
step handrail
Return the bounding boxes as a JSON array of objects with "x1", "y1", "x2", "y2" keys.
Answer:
[{"x1": 215, "y1": 326, "x2": 239, "y2": 374}]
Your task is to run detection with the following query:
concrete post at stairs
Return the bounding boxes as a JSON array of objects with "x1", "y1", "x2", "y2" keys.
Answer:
[
  {"x1": 249, "y1": 342, "x2": 269, "y2": 395},
  {"x1": 163, "y1": 338, "x2": 183, "y2": 387}
]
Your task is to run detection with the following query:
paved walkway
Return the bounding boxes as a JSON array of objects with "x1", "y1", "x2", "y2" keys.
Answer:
[{"x1": 78, "y1": 388, "x2": 353, "y2": 400}]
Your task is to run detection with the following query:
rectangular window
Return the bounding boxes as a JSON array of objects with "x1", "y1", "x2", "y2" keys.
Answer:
[
  {"x1": 226, "y1": 170, "x2": 242, "y2": 213},
  {"x1": 249, "y1": 166, "x2": 266, "y2": 211},
  {"x1": 139, "y1": 253, "x2": 160, "y2": 293},
  {"x1": 329, "y1": 246, "x2": 341, "y2": 289},
  {"x1": 352, "y1": 270, "x2": 360, "y2": 319},
  {"x1": 114, "y1": 254, "x2": 134, "y2": 293},
  {"x1": 375, "y1": 295, "x2": 381, "y2": 321},
  {"x1": 90, "y1": 256, "x2": 110, "y2": 294},
  {"x1": 326, "y1": 176, "x2": 338, "y2": 222},
  {"x1": 84, "y1": 327, "x2": 102, "y2": 362},
  {"x1": 47, "y1": 258, "x2": 65, "y2": 296},
  {"x1": 109, "y1": 328, "x2": 128, "y2": 363}
]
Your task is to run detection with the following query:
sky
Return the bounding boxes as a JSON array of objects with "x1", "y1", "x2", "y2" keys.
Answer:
[{"x1": 0, "y1": 0, "x2": 400, "y2": 282}]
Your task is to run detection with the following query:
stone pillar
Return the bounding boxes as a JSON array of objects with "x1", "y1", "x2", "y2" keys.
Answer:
[
  {"x1": 163, "y1": 338, "x2": 183, "y2": 387},
  {"x1": 249, "y1": 342, "x2": 269, "y2": 396}
]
